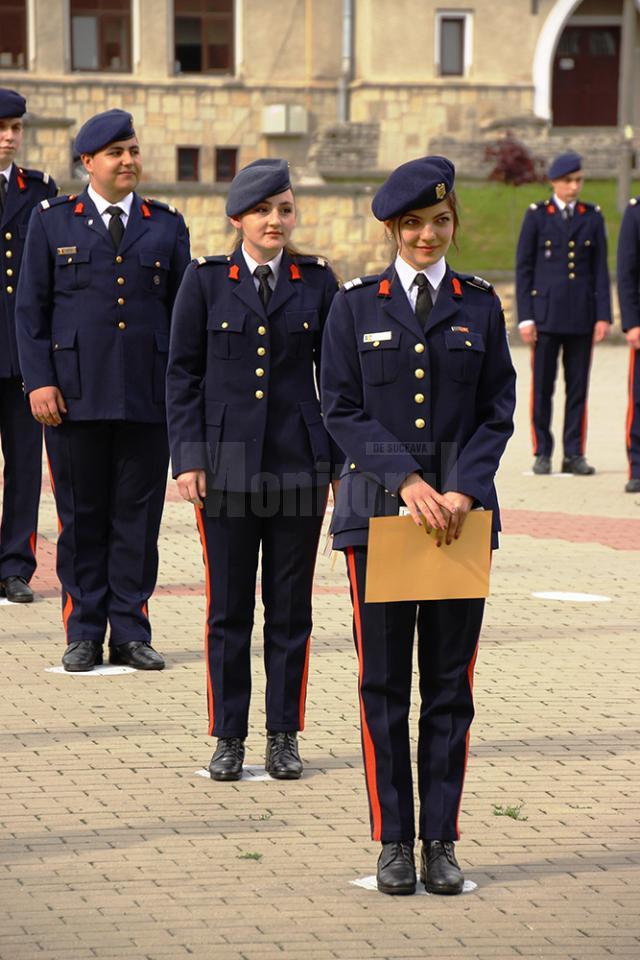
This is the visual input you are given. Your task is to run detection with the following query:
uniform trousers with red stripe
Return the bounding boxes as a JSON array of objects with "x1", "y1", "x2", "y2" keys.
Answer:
[
  {"x1": 44, "y1": 420, "x2": 169, "y2": 646},
  {"x1": 531, "y1": 332, "x2": 593, "y2": 458},
  {"x1": 627, "y1": 348, "x2": 640, "y2": 479},
  {"x1": 0, "y1": 377, "x2": 42, "y2": 582},
  {"x1": 346, "y1": 546, "x2": 484, "y2": 843},
  {"x1": 196, "y1": 486, "x2": 327, "y2": 739}
]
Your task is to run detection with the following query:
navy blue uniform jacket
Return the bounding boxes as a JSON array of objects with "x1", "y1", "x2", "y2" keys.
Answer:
[
  {"x1": 1, "y1": 166, "x2": 57, "y2": 378},
  {"x1": 320, "y1": 265, "x2": 516, "y2": 550},
  {"x1": 166, "y1": 247, "x2": 339, "y2": 489},
  {"x1": 515, "y1": 199, "x2": 611, "y2": 334},
  {"x1": 617, "y1": 198, "x2": 640, "y2": 333},
  {"x1": 15, "y1": 189, "x2": 190, "y2": 421}
]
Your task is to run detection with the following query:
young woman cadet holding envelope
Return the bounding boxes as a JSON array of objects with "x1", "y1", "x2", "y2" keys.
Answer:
[{"x1": 321, "y1": 156, "x2": 516, "y2": 896}]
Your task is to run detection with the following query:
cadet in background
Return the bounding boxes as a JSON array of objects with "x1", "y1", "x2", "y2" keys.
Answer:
[
  {"x1": 16, "y1": 109, "x2": 190, "y2": 670},
  {"x1": 515, "y1": 152, "x2": 611, "y2": 476},
  {"x1": 616, "y1": 196, "x2": 640, "y2": 494},
  {"x1": 0, "y1": 88, "x2": 56, "y2": 603},
  {"x1": 167, "y1": 159, "x2": 339, "y2": 783}
]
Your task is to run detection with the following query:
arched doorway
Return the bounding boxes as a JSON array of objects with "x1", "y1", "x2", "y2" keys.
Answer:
[
  {"x1": 533, "y1": 0, "x2": 638, "y2": 124},
  {"x1": 553, "y1": 4, "x2": 621, "y2": 125}
]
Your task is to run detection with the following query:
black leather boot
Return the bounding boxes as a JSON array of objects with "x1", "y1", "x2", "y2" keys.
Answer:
[
  {"x1": 265, "y1": 731, "x2": 303, "y2": 779},
  {"x1": 421, "y1": 840, "x2": 464, "y2": 895},
  {"x1": 376, "y1": 841, "x2": 416, "y2": 895},
  {"x1": 208, "y1": 738, "x2": 245, "y2": 781},
  {"x1": 62, "y1": 641, "x2": 103, "y2": 673}
]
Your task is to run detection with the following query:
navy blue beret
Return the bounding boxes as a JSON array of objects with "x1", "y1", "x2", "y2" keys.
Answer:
[
  {"x1": 548, "y1": 151, "x2": 582, "y2": 180},
  {"x1": 226, "y1": 159, "x2": 291, "y2": 217},
  {"x1": 74, "y1": 109, "x2": 136, "y2": 156},
  {"x1": 371, "y1": 156, "x2": 456, "y2": 221},
  {"x1": 0, "y1": 88, "x2": 26, "y2": 119}
]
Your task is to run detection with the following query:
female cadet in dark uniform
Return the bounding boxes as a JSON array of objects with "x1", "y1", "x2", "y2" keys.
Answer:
[
  {"x1": 321, "y1": 157, "x2": 516, "y2": 896},
  {"x1": 166, "y1": 159, "x2": 339, "y2": 782}
]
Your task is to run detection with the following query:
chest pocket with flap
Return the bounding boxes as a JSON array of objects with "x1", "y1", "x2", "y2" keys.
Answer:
[
  {"x1": 207, "y1": 310, "x2": 247, "y2": 360},
  {"x1": 357, "y1": 334, "x2": 402, "y2": 386},
  {"x1": 444, "y1": 329, "x2": 485, "y2": 384},
  {"x1": 55, "y1": 249, "x2": 91, "y2": 290}
]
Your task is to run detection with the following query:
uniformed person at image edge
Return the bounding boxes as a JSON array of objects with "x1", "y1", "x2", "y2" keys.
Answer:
[
  {"x1": 616, "y1": 195, "x2": 640, "y2": 494},
  {"x1": 166, "y1": 159, "x2": 340, "y2": 781},
  {"x1": 320, "y1": 157, "x2": 516, "y2": 895},
  {"x1": 16, "y1": 109, "x2": 190, "y2": 670},
  {"x1": 515, "y1": 151, "x2": 611, "y2": 476},
  {"x1": 0, "y1": 88, "x2": 57, "y2": 603}
]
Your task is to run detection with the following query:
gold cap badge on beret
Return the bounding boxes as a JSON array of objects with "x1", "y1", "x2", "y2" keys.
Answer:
[{"x1": 436, "y1": 182, "x2": 446, "y2": 200}]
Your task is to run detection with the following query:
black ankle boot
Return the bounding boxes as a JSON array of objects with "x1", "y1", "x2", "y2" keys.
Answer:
[{"x1": 376, "y1": 841, "x2": 416, "y2": 895}]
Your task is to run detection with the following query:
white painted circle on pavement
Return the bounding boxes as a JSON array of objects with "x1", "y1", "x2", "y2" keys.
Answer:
[
  {"x1": 532, "y1": 591, "x2": 611, "y2": 603},
  {"x1": 45, "y1": 665, "x2": 136, "y2": 676},
  {"x1": 196, "y1": 765, "x2": 275, "y2": 782},
  {"x1": 350, "y1": 876, "x2": 477, "y2": 895},
  {"x1": 521, "y1": 471, "x2": 572, "y2": 478}
]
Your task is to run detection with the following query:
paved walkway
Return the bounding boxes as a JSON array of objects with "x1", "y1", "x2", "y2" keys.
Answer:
[{"x1": 1, "y1": 342, "x2": 639, "y2": 960}]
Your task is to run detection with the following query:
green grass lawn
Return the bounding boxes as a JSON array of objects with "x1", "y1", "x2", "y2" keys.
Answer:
[{"x1": 446, "y1": 179, "x2": 640, "y2": 276}]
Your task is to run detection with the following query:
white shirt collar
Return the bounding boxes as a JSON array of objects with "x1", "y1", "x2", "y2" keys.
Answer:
[
  {"x1": 553, "y1": 194, "x2": 575, "y2": 213},
  {"x1": 0, "y1": 162, "x2": 14, "y2": 182},
  {"x1": 241, "y1": 245, "x2": 283, "y2": 285},
  {"x1": 88, "y1": 184, "x2": 134, "y2": 218},
  {"x1": 394, "y1": 254, "x2": 447, "y2": 296}
]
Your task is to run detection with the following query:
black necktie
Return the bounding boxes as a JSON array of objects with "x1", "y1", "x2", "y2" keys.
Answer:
[
  {"x1": 105, "y1": 205, "x2": 124, "y2": 248},
  {"x1": 254, "y1": 264, "x2": 272, "y2": 308},
  {"x1": 414, "y1": 273, "x2": 433, "y2": 329},
  {"x1": 563, "y1": 206, "x2": 573, "y2": 222},
  {"x1": 0, "y1": 174, "x2": 7, "y2": 213}
]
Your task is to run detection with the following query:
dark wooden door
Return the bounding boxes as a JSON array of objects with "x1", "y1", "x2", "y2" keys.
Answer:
[{"x1": 552, "y1": 25, "x2": 620, "y2": 126}]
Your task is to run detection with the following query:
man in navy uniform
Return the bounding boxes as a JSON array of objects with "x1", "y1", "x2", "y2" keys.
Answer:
[
  {"x1": 16, "y1": 109, "x2": 190, "y2": 670},
  {"x1": 516, "y1": 151, "x2": 611, "y2": 475},
  {"x1": 616, "y1": 197, "x2": 640, "y2": 494},
  {"x1": 0, "y1": 88, "x2": 56, "y2": 603}
]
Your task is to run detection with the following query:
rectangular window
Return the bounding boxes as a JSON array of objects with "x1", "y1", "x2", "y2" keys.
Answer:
[
  {"x1": 215, "y1": 147, "x2": 237, "y2": 182},
  {"x1": 440, "y1": 18, "x2": 464, "y2": 75},
  {"x1": 70, "y1": 0, "x2": 132, "y2": 72},
  {"x1": 177, "y1": 147, "x2": 200, "y2": 182},
  {"x1": 175, "y1": 0, "x2": 234, "y2": 74},
  {"x1": 0, "y1": 0, "x2": 27, "y2": 69},
  {"x1": 435, "y1": 11, "x2": 472, "y2": 78}
]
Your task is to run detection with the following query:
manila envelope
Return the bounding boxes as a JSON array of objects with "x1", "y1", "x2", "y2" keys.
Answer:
[{"x1": 365, "y1": 511, "x2": 492, "y2": 603}]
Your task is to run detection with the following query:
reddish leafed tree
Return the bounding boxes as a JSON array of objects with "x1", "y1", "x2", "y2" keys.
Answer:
[{"x1": 485, "y1": 134, "x2": 546, "y2": 186}]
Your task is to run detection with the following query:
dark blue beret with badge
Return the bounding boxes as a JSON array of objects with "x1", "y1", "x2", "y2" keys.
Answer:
[
  {"x1": 548, "y1": 151, "x2": 582, "y2": 180},
  {"x1": 371, "y1": 155, "x2": 455, "y2": 221},
  {"x1": 225, "y1": 158, "x2": 291, "y2": 217},
  {"x1": 0, "y1": 88, "x2": 26, "y2": 119},
  {"x1": 74, "y1": 108, "x2": 136, "y2": 156}
]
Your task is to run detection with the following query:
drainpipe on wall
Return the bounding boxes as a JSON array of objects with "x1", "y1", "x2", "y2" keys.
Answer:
[
  {"x1": 617, "y1": 0, "x2": 636, "y2": 212},
  {"x1": 337, "y1": 0, "x2": 354, "y2": 123}
]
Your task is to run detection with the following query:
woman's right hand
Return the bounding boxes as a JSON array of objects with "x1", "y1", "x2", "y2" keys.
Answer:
[
  {"x1": 398, "y1": 473, "x2": 451, "y2": 532},
  {"x1": 176, "y1": 470, "x2": 207, "y2": 508}
]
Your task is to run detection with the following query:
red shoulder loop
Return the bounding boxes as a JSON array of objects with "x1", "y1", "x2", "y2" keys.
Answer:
[
  {"x1": 289, "y1": 263, "x2": 301, "y2": 281},
  {"x1": 546, "y1": 204, "x2": 555, "y2": 215},
  {"x1": 16, "y1": 172, "x2": 26, "y2": 191},
  {"x1": 141, "y1": 203, "x2": 151, "y2": 219},
  {"x1": 73, "y1": 201, "x2": 84, "y2": 215},
  {"x1": 377, "y1": 278, "x2": 391, "y2": 297},
  {"x1": 451, "y1": 277, "x2": 462, "y2": 297},
  {"x1": 577, "y1": 203, "x2": 586, "y2": 215},
  {"x1": 228, "y1": 264, "x2": 240, "y2": 281}
]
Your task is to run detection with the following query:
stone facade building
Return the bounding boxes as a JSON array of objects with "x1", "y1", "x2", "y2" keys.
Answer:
[{"x1": 0, "y1": 0, "x2": 639, "y2": 279}]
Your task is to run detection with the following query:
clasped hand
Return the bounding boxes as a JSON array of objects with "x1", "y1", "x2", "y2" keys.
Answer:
[{"x1": 398, "y1": 473, "x2": 474, "y2": 546}]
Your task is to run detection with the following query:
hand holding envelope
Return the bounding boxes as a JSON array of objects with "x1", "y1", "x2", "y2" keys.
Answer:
[{"x1": 365, "y1": 511, "x2": 493, "y2": 603}]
